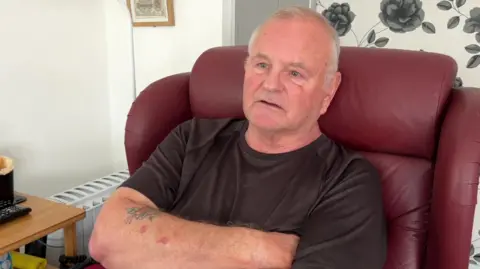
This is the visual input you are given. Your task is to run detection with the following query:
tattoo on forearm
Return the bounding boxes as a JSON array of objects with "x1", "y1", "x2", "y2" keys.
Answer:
[
  {"x1": 124, "y1": 206, "x2": 162, "y2": 224},
  {"x1": 227, "y1": 221, "x2": 264, "y2": 231}
]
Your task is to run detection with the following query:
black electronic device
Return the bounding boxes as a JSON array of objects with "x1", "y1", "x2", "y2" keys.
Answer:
[
  {"x1": 0, "y1": 204, "x2": 32, "y2": 224},
  {"x1": 0, "y1": 156, "x2": 31, "y2": 225},
  {"x1": 0, "y1": 194, "x2": 27, "y2": 210}
]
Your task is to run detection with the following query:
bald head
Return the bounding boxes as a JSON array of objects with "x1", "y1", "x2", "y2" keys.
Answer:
[{"x1": 248, "y1": 6, "x2": 340, "y2": 73}]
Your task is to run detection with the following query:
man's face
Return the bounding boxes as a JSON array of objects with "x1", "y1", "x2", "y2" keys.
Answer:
[{"x1": 243, "y1": 18, "x2": 341, "y2": 133}]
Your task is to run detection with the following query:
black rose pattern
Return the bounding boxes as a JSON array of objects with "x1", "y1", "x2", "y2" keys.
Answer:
[
  {"x1": 464, "y1": 7, "x2": 480, "y2": 34},
  {"x1": 316, "y1": 0, "x2": 479, "y2": 81},
  {"x1": 453, "y1": 77, "x2": 463, "y2": 88},
  {"x1": 471, "y1": 231, "x2": 480, "y2": 265},
  {"x1": 322, "y1": 3, "x2": 356, "y2": 37},
  {"x1": 379, "y1": 0, "x2": 425, "y2": 33}
]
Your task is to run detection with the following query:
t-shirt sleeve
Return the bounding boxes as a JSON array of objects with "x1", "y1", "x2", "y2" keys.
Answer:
[
  {"x1": 292, "y1": 158, "x2": 387, "y2": 269},
  {"x1": 119, "y1": 121, "x2": 190, "y2": 211}
]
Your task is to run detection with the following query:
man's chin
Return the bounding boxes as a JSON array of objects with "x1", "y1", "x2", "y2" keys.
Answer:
[{"x1": 247, "y1": 117, "x2": 284, "y2": 132}]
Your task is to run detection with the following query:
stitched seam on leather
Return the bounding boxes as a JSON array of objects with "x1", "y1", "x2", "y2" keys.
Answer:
[{"x1": 433, "y1": 64, "x2": 450, "y2": 158}]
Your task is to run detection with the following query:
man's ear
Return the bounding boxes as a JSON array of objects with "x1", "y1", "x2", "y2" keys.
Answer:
[
  {"x1": 330, "y1": 71, "x2": 342, "y2": 96},
  {"x1": 320, "y1": 71, "x2": 342, "y2": 115}
]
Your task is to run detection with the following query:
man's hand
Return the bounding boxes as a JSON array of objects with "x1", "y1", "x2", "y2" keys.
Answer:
[
  {"x1": 89, "y1": 187, "x2": 298, "y2": 269},
  {"x1": 255, "y1": 232, "x2": 299, "y2": 269}
]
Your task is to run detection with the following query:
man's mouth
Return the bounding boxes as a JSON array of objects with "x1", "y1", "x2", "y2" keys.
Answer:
[{"x1": 259, "y1": 100, "x2": 282, "y2": 109}]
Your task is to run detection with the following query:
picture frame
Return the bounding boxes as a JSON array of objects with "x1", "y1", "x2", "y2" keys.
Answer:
[{"x1": 127, "y1": 0, "x2": 175, "y2": 27}]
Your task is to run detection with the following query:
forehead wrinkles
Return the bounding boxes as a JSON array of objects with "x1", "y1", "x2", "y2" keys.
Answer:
[{"x1": 252, "y1": 20, "x2": 330, "y2": 72}]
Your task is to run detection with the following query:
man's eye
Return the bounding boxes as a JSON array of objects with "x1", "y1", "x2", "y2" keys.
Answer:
[
  {"x1": 290, "y1": 71, "x2": 301, "y2": 77},
  {"x1": 256, "y1": 63, "x2": 268, "y2": 69}
]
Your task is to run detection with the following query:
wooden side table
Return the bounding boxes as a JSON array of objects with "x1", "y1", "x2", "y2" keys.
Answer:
[{"x1": 0, "y1": 192, "x2": 85, "y2": 256}]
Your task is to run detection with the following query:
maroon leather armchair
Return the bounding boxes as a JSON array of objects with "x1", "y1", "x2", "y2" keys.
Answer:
[{"x1": 124, "y1": 46, "x2": 480, "y2": 269}]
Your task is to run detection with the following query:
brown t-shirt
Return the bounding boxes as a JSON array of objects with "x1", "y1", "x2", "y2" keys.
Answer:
[{"x1": 121, "y1": 118, "x2": 387, "y2": 268}]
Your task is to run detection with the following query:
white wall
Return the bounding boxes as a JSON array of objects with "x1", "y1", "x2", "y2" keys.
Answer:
[
  {"x1": 0, "y1": 0, "x2": 231, "y2": 197},
  {"x1": 0, "y1": 0, "x2": 126, "y2": 197},
  {"x1": 103, "y1": 0, "x2": 136, "y2": 170},
  {"x1": 106, "y1": 0, "x2": 232, "y2": 167},
  {"x1": 223, "y1": 0, "x2": 236, "y2": 47},
  {"x1": 128, "y1": 0, "x2": 226, "y2": 93}
]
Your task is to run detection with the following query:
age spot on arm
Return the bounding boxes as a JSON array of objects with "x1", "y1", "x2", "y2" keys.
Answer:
[
  {"x1": 139, "y1": 225, "x2": 148, "y2": 234},
  {"x1": 156, "y1": 236, "x2": 169, "y2": 245}
]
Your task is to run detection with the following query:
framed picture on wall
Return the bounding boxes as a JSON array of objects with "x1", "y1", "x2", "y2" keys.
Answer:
[{"x1": 127, "y1": 0, "x2": 175, "y2": 27}]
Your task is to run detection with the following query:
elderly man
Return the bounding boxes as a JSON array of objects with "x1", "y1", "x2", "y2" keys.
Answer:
[{"x1": 89, "y1": 6, "x2": 387, "y2": 269}]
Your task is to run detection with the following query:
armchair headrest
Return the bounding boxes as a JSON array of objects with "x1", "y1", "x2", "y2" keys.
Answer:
[
  {"x1": 190, "y1": 46, "x2": 247, "y2": 119},
  {"x1": 189, "y1": 45, "x2": 457, "y2": 159}
]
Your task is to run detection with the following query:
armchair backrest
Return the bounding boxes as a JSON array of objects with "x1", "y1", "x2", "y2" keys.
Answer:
[
  {"x1": 126, "y1": 45, "x2": 463, "y2": 269},
  {"x1": 189, "y1": 46, "x2": 456, "y2": 158}
]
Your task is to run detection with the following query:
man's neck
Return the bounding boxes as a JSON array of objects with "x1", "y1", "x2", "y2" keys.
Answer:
[{"x1": 245, "y1": 123, "x2": 322, "y2": 154}]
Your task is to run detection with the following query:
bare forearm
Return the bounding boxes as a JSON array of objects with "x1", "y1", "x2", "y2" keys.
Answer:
[{"x1": 90, "y1": 195, "x2": 291, "y2": 269}]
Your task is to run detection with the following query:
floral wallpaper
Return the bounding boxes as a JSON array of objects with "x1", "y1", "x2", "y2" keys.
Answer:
[
  {"x1": 316, "y1": 0, "x2": 480, "y2": 267},
  {"x1": 317, "y1": 0, "x2": 480, "y2": 89}
]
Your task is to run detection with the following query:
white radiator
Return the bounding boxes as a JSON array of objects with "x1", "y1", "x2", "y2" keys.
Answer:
[{"x1": 44, "y1": 170, "x2": 129, "y2": 265}]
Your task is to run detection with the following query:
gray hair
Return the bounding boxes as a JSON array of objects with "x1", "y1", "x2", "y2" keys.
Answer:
[{"x1": 247, "y1": 6, "x2": 340, "y2": 74}]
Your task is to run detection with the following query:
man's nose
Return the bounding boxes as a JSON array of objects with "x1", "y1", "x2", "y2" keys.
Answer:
[{"x1": 263, "y1": 69, "x2": 281, "y2": 91}]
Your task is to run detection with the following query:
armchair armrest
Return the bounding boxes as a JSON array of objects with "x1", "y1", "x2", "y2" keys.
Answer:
[
  {"x1": 125, "y1": 73, "x2": 192, "y2": 174},
  {"x1": 425, "y1": 87, "x2": 480, "y2": 269}
]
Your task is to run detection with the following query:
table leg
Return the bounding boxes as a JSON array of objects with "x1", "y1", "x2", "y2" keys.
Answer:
[{"x1": 64, "y1": 224, "x2": 77, "y2": 256}]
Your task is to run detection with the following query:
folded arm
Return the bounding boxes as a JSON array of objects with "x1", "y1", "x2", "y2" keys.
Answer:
[
  {"x1": 89, "y1": 121, "x2": 297, "y2": 269},
  {"x1": 89, "y1": 187, "x2": 297, "y2": 269},
  {"x1": 292, "y1": 158, "x2": 387, "y2": 269}
]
